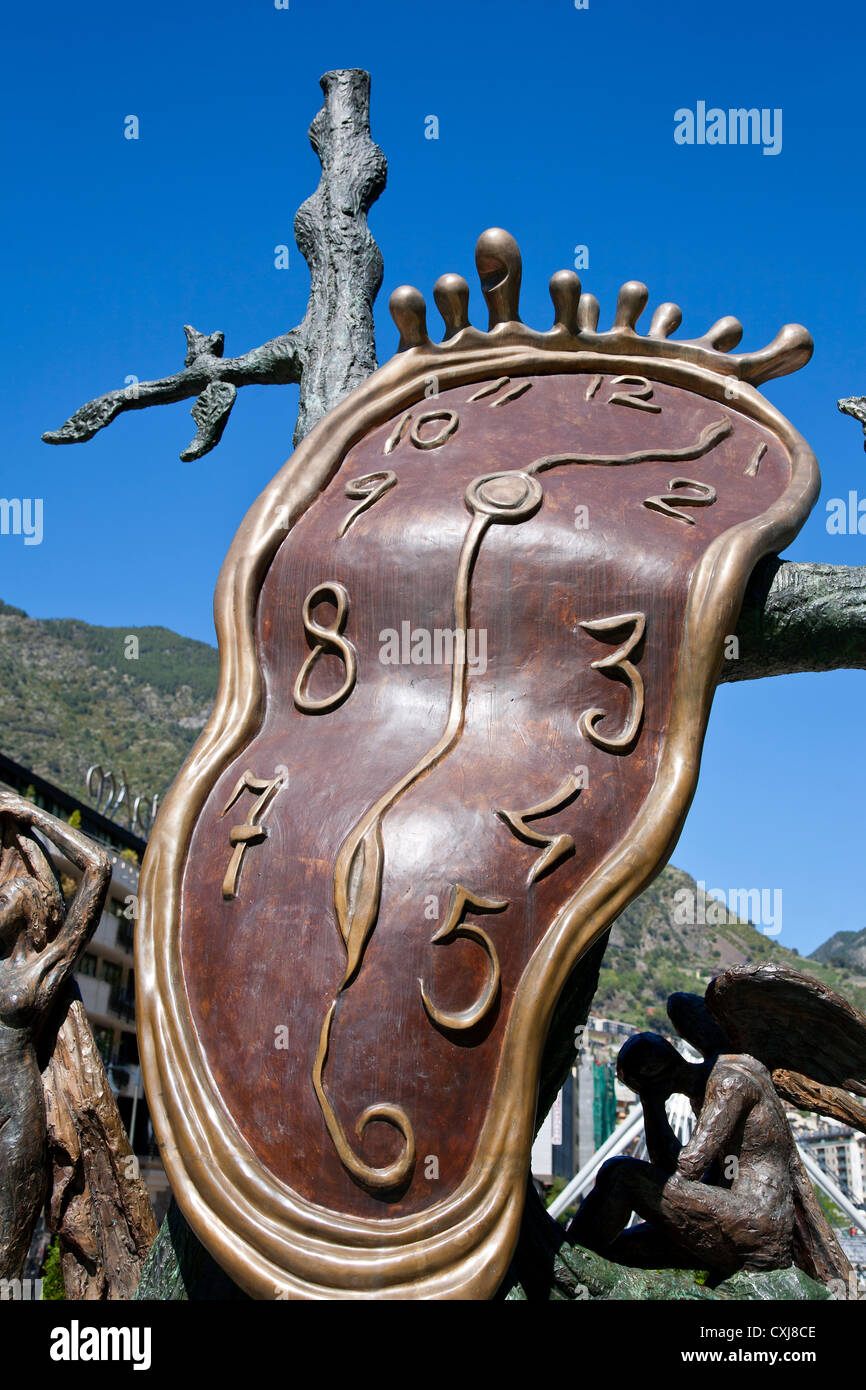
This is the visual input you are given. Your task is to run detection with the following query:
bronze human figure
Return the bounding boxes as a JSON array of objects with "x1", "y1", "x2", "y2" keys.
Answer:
[
  {"x1": 570, "y1": 1035, "x2": 800, "y2": 1275},
  {"x1": 570, "y1": 970, "x2": 862, "y2": 1288},
  {"x1": 0, "y1": 790, "x2": 110, "y2": 1279}
]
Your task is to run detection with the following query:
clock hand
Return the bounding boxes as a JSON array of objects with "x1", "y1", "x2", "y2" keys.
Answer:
[
  {"x1": 314, "y1": 471, "x2": 543, "y2": 1191},
  {"x1": 527, "y1": 416, "x2": 732, "y2": 475}
]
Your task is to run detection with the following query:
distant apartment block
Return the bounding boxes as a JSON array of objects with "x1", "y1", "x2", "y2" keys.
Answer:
[
  {"x1": 531, "y1": 1016, "x2": 639, "y2": 1185},
  {"x1": 793, "y1": 1113, "x2": 866, "y2": 1206}
]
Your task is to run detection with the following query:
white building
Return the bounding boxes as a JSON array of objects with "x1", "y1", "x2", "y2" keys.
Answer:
[{"x1": 793, "y1": 1115, "x2": 866, "y2": 1206}]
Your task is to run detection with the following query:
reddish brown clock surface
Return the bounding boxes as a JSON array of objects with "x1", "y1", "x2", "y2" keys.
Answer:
[{"x1": 178, "y1": 369, "x2": 788, "y2": 1219}]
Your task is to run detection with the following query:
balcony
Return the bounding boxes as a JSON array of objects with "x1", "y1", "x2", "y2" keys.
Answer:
[
  {"x1": 109, "y1": 985, "x2": 136, "y2": 1024},
  {"x1": 107, "y1": 1062, "x2": 142, "y2": 1096},
  {"x1": 76, "y1": 973, "x2": 112, "y2": 1018},
  {"x1": 107, "y1": 854, "x2": 140, "y2": 891},
  {"x1": 91, "y1": 911, "x2": 135, "y2": 958}
]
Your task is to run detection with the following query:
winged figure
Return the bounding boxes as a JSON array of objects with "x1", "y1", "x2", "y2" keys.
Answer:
[{"x1": 569, "y1": 964, "x2": 865, "y2": 1291}]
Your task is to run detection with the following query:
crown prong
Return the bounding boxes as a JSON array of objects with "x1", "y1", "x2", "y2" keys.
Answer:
[
  {"x1": 388, "y1": 231, "x2": 813, "y2": 388},
  {"x1": 549, "y1": 270, "x2": 581, "y2": 335},
  {"x1": 695, "y1": 317, "x2": 744, "y2": 352},
  {"x1": 389, "y1": 286, "x2": 431, "y2": 351},
  {"x1": 433, "y1": 274, "x2": 471, "y2": 340},
  {"x1": 578, "y1": 293, "x2": 600, "y2": 332},
  {"x1": 648, "y1": 303, "x2": 683, "y2": 339},
  {"x1": 613, "y1": 282, "x2": 649, "y2": 332},
  {"x1": 733, "y1": 324, "x2": 814, "y2": 384},
  {"x1": 475, "y1": 228, "x2": 522, "y2": 328}
]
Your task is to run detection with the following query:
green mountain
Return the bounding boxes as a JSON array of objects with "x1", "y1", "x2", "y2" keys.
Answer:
[
  {"x1": 596, "y1": 865, "x2": 866, "y2": 1031},
  {"x1": 0, "y1": 600, "x2": 218, "y2": 808},
  {"x1": 809, "y1": 926, "x2": 866, "y2": 977},
  {"x1": 2, "y1": 599, "x2": 862, "y2": 1029}
]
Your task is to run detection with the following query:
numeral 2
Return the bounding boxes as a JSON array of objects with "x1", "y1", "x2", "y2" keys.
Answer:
[{"x1": 643, "y1": 477, "x2": 717, "y2": 525}]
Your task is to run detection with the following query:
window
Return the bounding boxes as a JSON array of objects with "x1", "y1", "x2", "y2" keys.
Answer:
[
  {"x1": 100, "y1": 959, "x2": 122, "y2": 989},
  {"x1": 117, "y1": 1033, "x2": 139, "y2": 1067},
  {"x1": 77, "y1": 952, "x2": 98, "y2": 978},
  {"x1": 116, "y1": 916, "x2": 135, "y2": 952}
]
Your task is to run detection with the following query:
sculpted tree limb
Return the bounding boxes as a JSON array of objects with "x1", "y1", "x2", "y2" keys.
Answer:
[
  {"x1": 42, "y1": 69, "x2": 386, "y2": 460},
  {"x1": 290, "y1": 69, "x2": 386, "y2": 444},
  {"x1": 838, "y1": 394, "x2": 866, "y2": 448},
  {"x1": 53, "y1": 62, "x2": 856, "y2": 1298},
  {"x1": 40, "y1": 986, "x2": 159, "y2": 1299},
  {"x1": 0, "y1": 793, "x2": 109, "y2": 1279},
  {"x1": 724, "y1": 557, "x2": 866, "y2": 683},
  {"x1": 0, "y1": 792, "x2": 157, "y2": 1296},
  {"x1": 718, "y1": 395, "x2": 866, "y2": 683},
  {"x1": 772, "y1": 1069, "x2": 866, "y2": 1133}
]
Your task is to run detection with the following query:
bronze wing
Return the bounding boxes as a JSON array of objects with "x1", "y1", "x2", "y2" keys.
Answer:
[{"x1": 706, "y1": 963, "x2": 866, "y2": 1132}]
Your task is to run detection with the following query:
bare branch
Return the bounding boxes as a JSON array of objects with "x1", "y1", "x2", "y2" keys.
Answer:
[
  {"x1": 839, "y1": 394, "x2": 866, "y2": 449},
  {"x1": 42, "y1": 68, "x2": 386, "y2": 460},
  {"x1": 42, "y1": 328, "x2": 302, "y2": 461},
  {"x1": 723, "y1": 557, "x2": 866, "y2": 682},
  {"x1": 292, "y1": 68, "x2": 387, "y2": 444}
]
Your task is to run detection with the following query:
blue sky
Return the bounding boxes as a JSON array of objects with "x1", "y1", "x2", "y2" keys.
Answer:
[{"x1": 2, "y1": 0, "x2": 864, "y2": 953}]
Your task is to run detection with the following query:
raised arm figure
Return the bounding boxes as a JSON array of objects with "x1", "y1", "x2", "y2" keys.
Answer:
[{"x1": 0, "y1": 789, "x2": 111, "y2": 1278}]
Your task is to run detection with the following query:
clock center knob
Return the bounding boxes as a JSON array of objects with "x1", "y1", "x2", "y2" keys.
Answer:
[{"x1": 466, "y1": 471, "x2": 543, "y2": 522}]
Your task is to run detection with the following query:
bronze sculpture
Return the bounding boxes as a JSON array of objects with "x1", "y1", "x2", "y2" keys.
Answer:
[
  {"x1": 26, "y1": 64, "x2": 866, "y2": 1301},
  {"x1": 41, "y1": 70, "x2": 386, "y2": 458},
  {"x1": 570, "y1": 966, "x2": 863, "y2": 1289},
  {"x1": 0, "y1": 791, "x2": 110, "y2": 1276},
  {"x1": 0, "y1": 790, "x2": 157, "y2": 1294},
  {"x1": 135, "y1": 226, "x2": 821, "y2": 1299}
]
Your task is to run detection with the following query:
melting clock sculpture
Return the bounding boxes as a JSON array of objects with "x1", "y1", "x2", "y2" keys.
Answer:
[{"x1": 137, "y1": 229, "x2": 819, "y2": 1299}]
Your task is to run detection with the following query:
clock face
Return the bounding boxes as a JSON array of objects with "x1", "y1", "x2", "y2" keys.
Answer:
[
  {"x1": 178, "y1": 371, "x2": 788, "y2": 1211},
  {"x1": 140, "y1": 343, "x2": 817, "y2": 1298}
]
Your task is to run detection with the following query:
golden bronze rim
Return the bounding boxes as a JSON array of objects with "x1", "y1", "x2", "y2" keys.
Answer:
[{"x1": 137, "y1": 234, "x2": 820, "y2": 1299}]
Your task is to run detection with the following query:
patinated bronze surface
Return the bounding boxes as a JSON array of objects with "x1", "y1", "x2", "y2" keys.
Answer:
[
  {"x1": 570, "y1": 969, "x2": 863, "y2": 1289},
  {"x1": 40, "y1": 985, "x2": 159, "y2": 1299},
  {"x1": 0, "y1": 792, "x2": 109, "y2": 1277},
  {"x1": 570, "y1": 1037, "x2": 802, "y2": 1276},
  {"x1": 41, "y1": 70, "x2": 386, "y2": 458},
  {"x1": 0, "y1": 791, "x2": 157, "y2": 1294},
  {"x1": 138, "y1": 230, "x2": 820, "y2": 1298}
]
